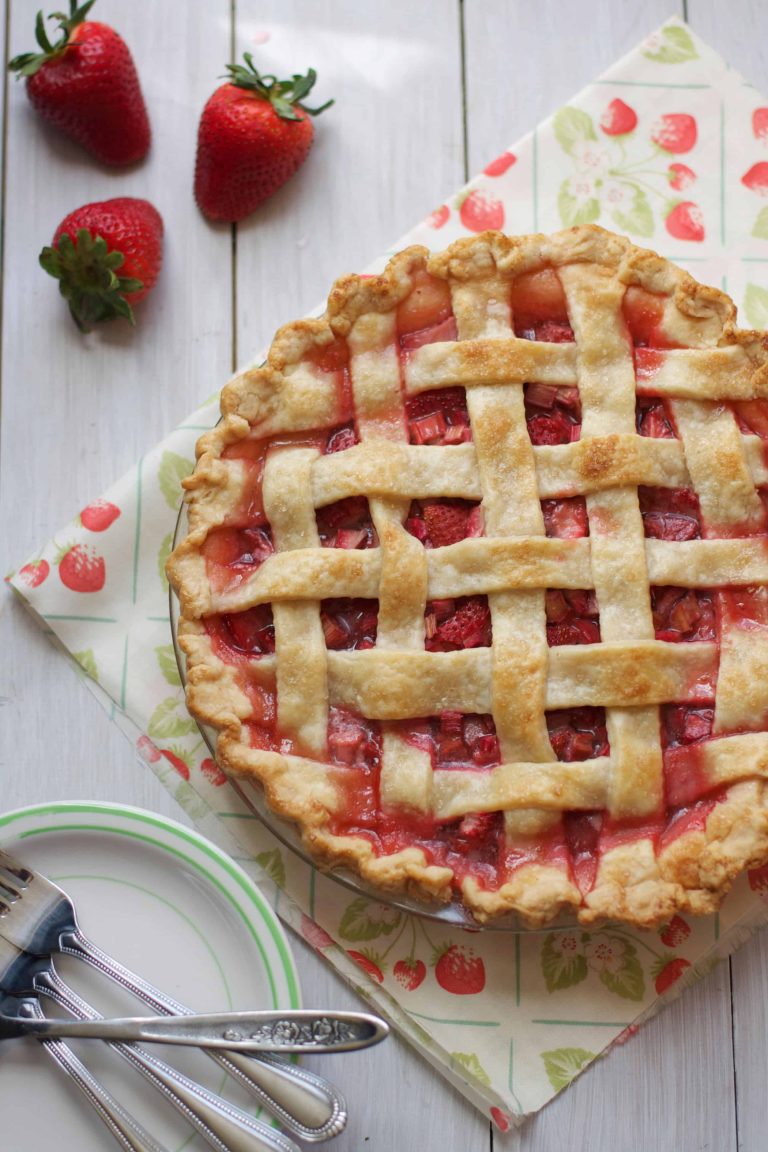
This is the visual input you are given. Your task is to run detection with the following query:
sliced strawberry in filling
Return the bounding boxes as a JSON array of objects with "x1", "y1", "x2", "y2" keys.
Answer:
[
  {"x1": 321, "y1": 598, "x2": 378, "y2": 649},
  {"x1": 317, "y1": 496, "x2": 378, "y2": 549},
  {"x1": 545, "y1": 589, "x2": 600, "y2": 645},
  {"x1": 397, "y1": 270, "x2": 456, "y2": 350},
  {"x1": 510, "y1": 269, "x2": 572, "y2": 339},
  {"x1": 652, "y1": 586, "x2": 716, "y2": 642},
  {"x1": 202, "y1": 526, "x2": 275, "y2": 592},
  {"x1": 541, "y1": 497, "x2": 589, "y2": 539},
  {"x1": 524, "y1": 382, "x2": 581, "y2": 445},
  {"x1": 622, "y1": 286, "x2": 674, "y2": 348},
  {"x1": 425, "y1": 596, "x2": 491, "y2": 651},
  {"x1": 639, "y1": 487, "x2": 701, "y2": 540},
  {"x1": 564, "y1": 811, "x2": 604, "y2": 895},
  {"x1": 733, "y1": 399, "x2": 768, "y2": 439},
  {"x1": 208, "y1": 605, "x2": 275, "y2": 660},
  {"x1": 325, "y1": 422, "x2": 358, "y2": 453},
  {"x1": 405, "y1": 387, "x2": 471, "y2": 445},
  {"x1": 547, "y1": 707, "x2": 609, "y2": 761},
  {"x1": 636, "y1": 397, "x2": 676, "y2": 438},
  {"x1": 405, "y1": 499, "x2": 483, "y2": 547}
]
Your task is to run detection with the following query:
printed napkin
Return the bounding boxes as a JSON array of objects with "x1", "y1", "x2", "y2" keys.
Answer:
[{"x1": 10, "y1": 17, "x2": 768, "y2": 1128}]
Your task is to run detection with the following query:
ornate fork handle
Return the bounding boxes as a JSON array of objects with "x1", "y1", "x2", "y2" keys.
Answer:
[
  {"x1": 61, "y1": 928, "x2": 346, "y2": 1142},
  {"x1": 37, "y1": 967, "x2": 301, "y2": 1152},
  {"x1": 25, "y1": 999, "x2": 168, "y2": 1152}
]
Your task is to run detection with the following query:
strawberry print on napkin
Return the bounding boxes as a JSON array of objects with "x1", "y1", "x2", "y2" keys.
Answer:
[{"x1": 9, "y1": 17, "x2": 768, "y2": 1128}]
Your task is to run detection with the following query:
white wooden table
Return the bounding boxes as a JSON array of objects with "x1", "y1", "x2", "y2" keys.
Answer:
[{"x1": 2, "y1": 2, "x2": 768, "y2": 1149}]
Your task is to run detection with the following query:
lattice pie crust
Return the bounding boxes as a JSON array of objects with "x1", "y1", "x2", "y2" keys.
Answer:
[{"x1": 168, "y1": 226, "x2": 768, "y2": 927}]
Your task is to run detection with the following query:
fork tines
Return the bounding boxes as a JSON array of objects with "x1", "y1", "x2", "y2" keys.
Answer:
[{"x1": 0, "y1": 851, "x2": 32, "y2": 885}]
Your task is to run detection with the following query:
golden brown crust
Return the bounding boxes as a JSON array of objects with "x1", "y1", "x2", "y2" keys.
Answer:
[{"x1": 168, "y1": 224, "x2": 768, "y2": 927}]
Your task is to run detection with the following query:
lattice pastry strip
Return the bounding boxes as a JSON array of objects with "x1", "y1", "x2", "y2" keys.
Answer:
[{"x1": 169, "y1": 226, "x2": 768, "y2": 928}]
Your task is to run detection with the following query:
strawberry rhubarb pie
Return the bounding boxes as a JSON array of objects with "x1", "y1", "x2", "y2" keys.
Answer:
[{"x1": 168, "y1": 225, "x2": 768, "y2": 926}]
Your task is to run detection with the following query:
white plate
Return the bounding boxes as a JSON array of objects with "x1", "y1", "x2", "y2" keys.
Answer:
[{"x1": 0, "y1": 801, "x2": 301, "y2": 1152}]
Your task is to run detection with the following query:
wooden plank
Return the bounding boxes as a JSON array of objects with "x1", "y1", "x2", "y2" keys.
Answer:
[
  {"x1": 0, "y1": 0, "x2": 232, "y2": 810},
  {"x1": 463, "y1": 0, "x2": 680, "y2": 177}
]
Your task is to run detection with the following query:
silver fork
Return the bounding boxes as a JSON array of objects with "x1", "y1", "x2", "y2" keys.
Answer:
[
  {"x1": 0, "y1": 934, "x2": 301, "y2": 1152},
  {"x1": 0, "y1": 848, "x2": 346, "y2": 1142}
]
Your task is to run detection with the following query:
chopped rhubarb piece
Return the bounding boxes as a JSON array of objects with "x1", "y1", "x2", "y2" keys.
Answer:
[
  {"x1": 639, "y1": 487, "x2": 701, "y2": 541},
  {"x1": 542, "y1": 497, "x2": 589, "y2": 538},
  {"x1": 545, "y1": 590, "x2": 569, "y2": 622},
  {"x1": 317, "y1": 497, "x2": 377, "y2": 548},
  {"x1": 547, "y1": 619, "x2": 601, "y2": 646},
  {"x1": 404, "y1": 515, "x2": 428, "y2": 542},
  {"x1": 221, "y1": 606, "x2": 275, "y2": 654},
  {"x1": 327, "y1": 707, "x2": 382, "y2": 769},
  {"x1": 652, "y1": 587, "x2": 716, "y2": 642},
  {"x1": 400, "y1": 315, "x2": 458, "y2": 350},
  {"x1": 525, "y1": 383, "x2": 558, "y2": 409},
  {"x1": 525, "y1": 383, "x2": 581, "y2": 445},
  {"x1": 410, "y1": 411, "x2": 447, "y2": 444},
  {"x1": 533, "y1": 319, "x2": 575, "y2": 343},
  {"x1": 426, "y1": 596, "x2": 492, "y2": 651},
  {"x1": 662, "y1": 705, "x2": 714, "y2": 747},
  {"x1": 321, "y1": 598, "x2": 378, "y2": 650},
  {"x1": 326, "y1": 423, "x2": 358, "y2": 453},
  {"x1": 637, "y1": 398, "x2": 676, "y2": 439},
  {"x1": 663, "y1": 744, "x2": 711, "y2": 807},
  {"x1": 547, "y1": 707, "x2": 609, "y2": 762},
  {"x1": 473, "y1": 733, "x2": 501, "y2": 766}
]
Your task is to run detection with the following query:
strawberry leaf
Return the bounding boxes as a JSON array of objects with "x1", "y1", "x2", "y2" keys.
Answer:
[
  {"x1": 155, "y1": 644, "x2": 181, "y2": 686},
  {"x1": 743, "y1": 283, "x2": 768, "y2": 330},
  {"x1": 148, "y1": 697, "x2": 198, "y2": 740},
  {"x1": 752, "y1": 206, "x2": 768, "y2": 240},
  {"x1": 159, "y1": 452, "x2": 194, "y2": 510},
  {"x1": 256, "y1": 848, "x2": 286, "y2": 887},
  {"x1": 157, "y1": 532, "x2": 172, "y2": 591},
  {"x1": 224, "y1": 55, "x2": 333, "y2": 120},
  {"x1": 39, "y1": 228, "x2": 141, "y2": 332},
  {"x1": 541, "y1": 934, "x2": 588, "y2": 991},
  {"x1": 541, "y1": 1047, "x2": 595, "y2": 1091},
  {"x1": 597, "y1": 938, "x2": 645, "y2": 1000},
  {"x1": 73, "y1": 648, "x2": 98, "y2": 681},
  {"x1": 610, "y1": 186, "x2": 654, "y2": 238},
  {"x1": 338, "y1": 897, "x2": 402, "y2": 941},
  {"x1": 451, "y1": 1051, "x2": 492, "y2": 1087},
  {"x1": 643, "y1": 24, "x2": 698, "y2": 64},
  {"x1": 553, "y1": 107, "x2": 597, "y2": 155},
  {"x1": 558, "y1": 180, "x2": 600, "y2": 227}
]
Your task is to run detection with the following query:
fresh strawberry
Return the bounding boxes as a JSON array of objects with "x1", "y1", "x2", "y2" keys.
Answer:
[
  {"x1": 754, "y1": 108, "x2": 768, "y2": 141},
  {"x1": 427, "y1": 204, "x2": 450, "y2": 229},
  {"x1": 483, "y1": 151, "x2": 516, "y2": 176},
  {"x1": 40, "y1": 197, "x2": 163, "y2": 331},
  {"x1": 393, "y1": 958, "x2": 426, "y2": 991},
  {"x1": 80, "y1": 499, "x2": 120, "y2": 531},
  {"x1": 161, "y1": 748, "x2": 190, "y2": 781},
  {"x1": 654, "y1": 957, "x2": 691, "y2": 995},
  {"x1": 659, "y1": 915, "x2": 691, "y2": 948},
  {"x1": 195, "y1": 55, "x2": 333, "y2": 222},
  {"x1": 433, "y1": 944, "x2": 485, "y2": 995},
  {"x1": 57, "y1": 543, "x2": 105, "y2": 592},
  {"x1": 664, "y1": 201, "x2": 704, "y2": 242},
  {"x1": 458, "y1": 189, "x2": 505, "y2": 232},
  {"x1": 600, "y1": 98, "x2": 637, "y2": 136},
  {"x1": 742, "y1": 162, "x2": 768, "y2": 195},
  {"x1": 652, "y1": 113, "x2": 697, "y2": 154},
  {"x1": 668, "y1": 163, "x2": 696, "y2": 191},
  {"x1": 346, "y1": 949, "x2": 384, "y2": 983},
  {"x1": 9, "y1": 0, "x2": 150, "y2": 165},
  {"x1": 200, "y1": 757, "x2": 227, "y2": 787},
  {"x1": 17, "y1": 559, "x2": 50, "y2": 588}
]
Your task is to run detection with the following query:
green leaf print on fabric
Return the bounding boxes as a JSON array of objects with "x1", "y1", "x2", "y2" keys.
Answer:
[
  {"x1": 585, "y1": 934, "x2": 645, "y2": 1001},
  {"x1": 159, "y1": 452, "x2": 194, "y2": 511},
  {"x1": 743, "y1": 283, "x2": 768, "y2": 329},
  {"x1": 541, "y1": 932, "x2": 588, "y2": 992},
  {"x1": 156, "y1": 644, "x2": 182, "y2": 686},
  {"x1": 73, "y1": 648, "x2": 98, "y2": 681},
  {"x1": 557, "y1": 180, "x2": 600, "y2": 227},
  {"x1": 753, "y1": 207, "x2": 768, "y2": 240},
  {"x1": 541, "y1": 1047, "x2": 596, "y2": 1092},
  {"x1": 553, "y1": 108, "x2": 597, "y2": 155},
  {"x1": 157, "y1": 532, "x2": 172, "y2": 591},
  {"x1": 610, "y1": 185, "x2": 654, "y2": 238},
  {"x1": 338, "y1": 897, "x2": 402, "y2": 942},
  {"x1": 642, "y1": 24, "x2": 698, "y2": 64},
  {"x1": 148, "y1": 696, "x2": 198, "y2": 739},
  {"x1": 256, "y1": 848, "x2": 286, "y2": 887},
  {"x1": 451, "y1": 1052, "x2": 492, "y2": 1087}
]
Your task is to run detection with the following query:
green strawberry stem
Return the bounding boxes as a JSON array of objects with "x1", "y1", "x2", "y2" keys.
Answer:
[
  {"x1": 9, "y1": 0, "x2": 97, "y2": 77},
  {"x1": 224, "y1": 54, "x2": 333, "y2": 121},
  {"x1": 378, "y1": 915, "x2": 409, "y2": 961},
  {"x1": 415, "y1": 917, "x2": 442, "y2": 954},
  {"x1": 40, "y1": 228, "x2": 143, "y2": 332}
]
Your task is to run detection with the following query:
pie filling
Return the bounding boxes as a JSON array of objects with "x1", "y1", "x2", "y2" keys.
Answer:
[{"x1": 200, "y1": 264, "x2": 768, "y2": 905}]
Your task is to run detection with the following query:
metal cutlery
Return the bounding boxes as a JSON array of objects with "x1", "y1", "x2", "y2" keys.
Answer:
[
  {"x1": 0, "y1": 933, "x2": 302, "y2": 1152},
  {"x1": 0, "y1": 847, "x2": 353, "y2": 1142},
  {"x1": 0, "y1": 999, "x2": 387, "y2": 1052}
]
